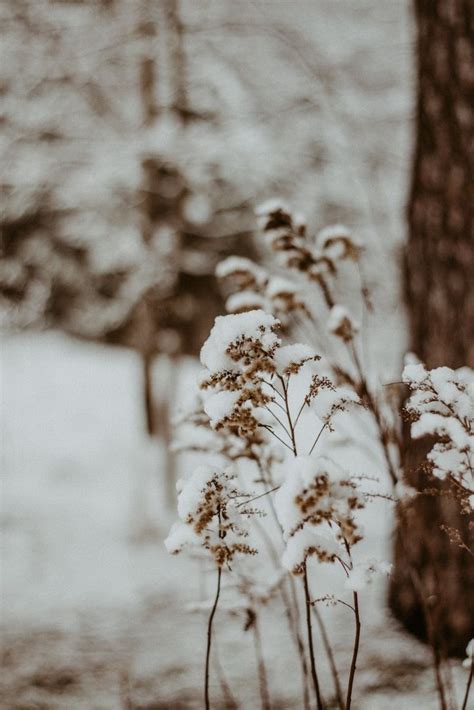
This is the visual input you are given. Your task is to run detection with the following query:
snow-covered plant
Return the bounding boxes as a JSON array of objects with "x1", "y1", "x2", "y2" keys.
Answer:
[
  {"x1": 275, "y1": 456, "x2": 364, "y2": 575},
  {"x1": 165, "y1": 464, "x2": 259, "y2": 567},
  {"x1": 216, "y1": 256, "x2": 309, "y2": 324},
  {"x1": 165, "y1": 463, "x2": 261, "y2": 709},
  {"x1": 167, "y1": 200, "x2": 473, "y2": 710},
  {"x1": 255, "y1": 200, "x2": 362, "y2": 309},
  {"x1": 403, "y1": 362, "x2": 474, "y2": 514}
]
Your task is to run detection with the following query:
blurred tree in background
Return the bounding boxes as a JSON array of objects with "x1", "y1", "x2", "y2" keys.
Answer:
[{"x1": 390, "y1": 0, "x2": 474, "y2": 657}]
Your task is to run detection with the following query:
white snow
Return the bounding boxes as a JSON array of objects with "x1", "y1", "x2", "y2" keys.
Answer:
[
  {"x1": 344, "y1": 559, "x2": 392, "y2": 592},
  {"x1": 273, "y1": 343, "x2": 318, "y2": 374},
  {"x1": 281, "y1": 525, "x2": 340, "y2": 573},
  {"x1": 225, "y1": 290, "x2": 268, "y2": 313},
  {"x1": 202, "y1": 389, "x2": 240, "y2": 427},
  {"x1": 216, "y1": 256, "x2": 267, "y2": 285},
  {"x1": 255, "y1": 198, "x2": 290, "y2": 217},
  {"x1": 200, "y1": 310, "x2": 281, "y2": 373}
]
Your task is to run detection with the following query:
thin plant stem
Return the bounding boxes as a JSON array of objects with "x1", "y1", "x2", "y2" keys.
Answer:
[
  {"x1": 309, "y1": 422, "x2": 329, "y2": 456},
  {"x1": 347, "y1": 336, "x2": 450, "y2": 710},
  {"x1": 312, "y1": 605, "x2": 345, "y2": 710},
  {"x1": 462, "y1": 656, "x2": 473, "y2": 710},
  {"x1": 293, "y1": 398, "x2": 308, "y2": 428},
  {"x1": 253, "y1": 613, "x2": 272, "y2": 710},
  {"x1": 287, "y1": 574, "x2": 311, "y2": 710},
  {"x1": 278, "y1": 375, "x2": 298, "y2": 456},
  {"x1": 303, "y1": 564, "x2": 324, "y2": 710},
  {"x1": 346, "y1": 340, "x2": 398, "y2": 486},
  {"x1": 260, "y1": 424, "x2": 294, "y2": 453},
  {"x1": 345, "y1": 591, "x2": 361, "y2": 710},
  {"x1": 261, "y1": 377, "x2": 286, "y2": 403},
  {"x1": 263, "y1": 403, "x2": 293, "y2": 438},
  {"x1": 205, "y1": 566, "x2": 222, "y2": 710},
  {"x1": 254, "y1": 474, "x2": 310, "y2": 710},
  {"x1": 402, "y1": 541, "x2": 447, "y2": 710},
  {"x1": 236, "y1": 486, "x2": 280, "y2": 508}
]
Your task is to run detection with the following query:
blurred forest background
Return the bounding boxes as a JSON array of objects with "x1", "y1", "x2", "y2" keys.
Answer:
[{"x1": 0, "y1": 1, "x2": 434, "y2": 708}]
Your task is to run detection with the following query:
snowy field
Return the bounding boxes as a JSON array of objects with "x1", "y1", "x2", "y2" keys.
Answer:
[{"x1": 1, "y1": 332, "x2": 468, "y2": 709}]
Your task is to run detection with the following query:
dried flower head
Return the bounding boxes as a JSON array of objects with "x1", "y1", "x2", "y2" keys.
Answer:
[
  {"x1": 316, "y1": 224, "x2": 363, "y2": 262},
  {"x1": 199, "y1": 310, "x2": 281, "y2": 436},
  {"x1": 327, "y1": 305, "x2": 359, "y2": 342},
  {"x1": 275, "y1": 456, "x2": 364, "y2": 574},
  {"x1": 165, "y1": 465, "x2": 258, "y2": 567}
]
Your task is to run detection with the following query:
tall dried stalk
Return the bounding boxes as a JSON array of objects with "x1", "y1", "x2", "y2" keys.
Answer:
[
  {"x1": 345, "y1": 315, "x2": 450, "y2": 708},
  {"x1": 205, "y1": 567, "x2": 222, "y2": 710},
  {"x1": 254, "y1": 510, "x2": 310, "y2": 710},
  {"x1": 253, "y1": 613, "x2": 271, "y2": 710},
  {"x1": 277, "y1": 371, "x2": 328, "y2": 710},
  {"x1": 312, "y1": 605, "x2": 345, "y2": 710},
  {"x1": 303, "y1": 564, "x2": 324, "y2": 710},
  {"x1": 345, "y1": 591, "x2": 361, "y2": 710}
]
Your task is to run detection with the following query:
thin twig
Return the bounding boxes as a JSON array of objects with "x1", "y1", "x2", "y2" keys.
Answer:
[
  {"x1": 263, "y1": 403, "x2": 293, "y2": 438},
  {"x1": 286, "y1": 564, "x2": 311, "y2": 710},
  {"x1": 261, "y1": 378, "x2": 286, "y2": 403},
  {"x1": 259, "y1": 424, "x2": 294, "y2": 452},
  {"x1": 294, "y1": 398, "x2": 309, "y2": 428},
  {"x1": 278, "y1": 375, "x2": 298, "y2": 456},
  {"x1": 253, "y1": 474, "x2": 310, "y2": 710},
  {"x1": 313, "y1": 605, "x2": 345, "y2": 710},
  {"x1": 253, "y1": 613, "x2": 272, "y2": 710},
  {"x1": 205, "y1": 567, "x2": 222, "y2": 710},
  {"x1": 303, "y1": 564, "x2": 324, "y2": 710},
  {"x1": 402, "y1": 539, "x2": 448, "y2": 710},
  {"x1": 236, "y1": 485, "x2": 280, "y2": 508},
  {"x1": 346, "y1": 340, "x2": 398, "y2": 486},
  {"x1": 345, "y1": 591, "x2": 361, "y2": 710},
  {"x1": 308, "y1": 421, "x2": 329, "y2": 456}
]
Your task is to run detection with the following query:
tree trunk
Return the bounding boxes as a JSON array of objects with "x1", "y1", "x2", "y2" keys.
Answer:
[{"x1": 389, "y1": 0, "x2": 474, "y2": 657}]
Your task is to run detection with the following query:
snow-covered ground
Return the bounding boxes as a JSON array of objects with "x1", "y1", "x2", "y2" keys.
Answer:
[{"x1": 1, "y1": 332, "x2": 468, "y2": 708}]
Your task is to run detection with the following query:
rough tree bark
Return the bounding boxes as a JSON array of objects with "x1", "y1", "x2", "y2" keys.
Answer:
[{"x1": 389, "y1": 0, "x2": 474, "y2": 657}]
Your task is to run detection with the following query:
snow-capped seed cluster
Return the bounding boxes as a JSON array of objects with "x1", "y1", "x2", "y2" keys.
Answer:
[
  {"x1": 200, "y1": 310, "x2": 281, "y2": 435},
  {"x1": 255, "y1": 200, "x2": 362, "y2": 285},
  {"x1": 327, "y1": 305, "x2": 359, "y2": 342},
  {"x1": 403, "y1": 362, "x2": 474, "y2": 510},
  {"x1": 275, "y1": 456, "x2": 364, "y2": 574},
  {"x1": 201, "y1": 310, "x2": 280, "y2": 376},
  {"x1": 315, "y1": 224, "x2": 363, "y2": 262},
  {"x1": 164, "y1": 465, "x2": 258, "y2": 567},
  {"x1": 216, "y1": 256, "x2": 308, "y2": 323},
  {"x1": 199, "y1": 311, "x2": 344, "y2": 445},
  {"x1": 216, "y1": 256, "x2": 267, "y2": 291},
  {"x1": 303, "y1": 373, "x2": 361, "y2": 430}
]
